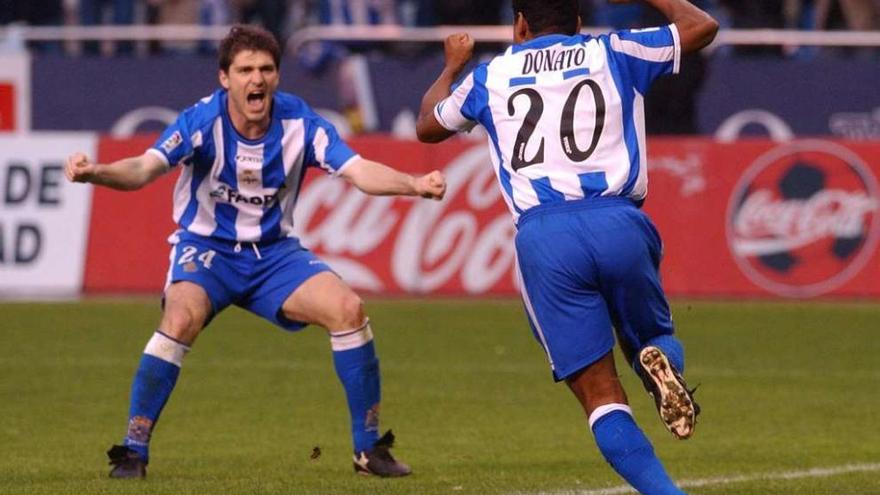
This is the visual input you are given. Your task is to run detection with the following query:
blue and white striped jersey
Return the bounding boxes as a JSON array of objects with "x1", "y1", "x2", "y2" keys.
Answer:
[
  {"x1": 434, "y1": 25, "x2": 681, "y2": 223},
  {"x1": 149, "y1": 89, "x2": 360, "y2": 242}
]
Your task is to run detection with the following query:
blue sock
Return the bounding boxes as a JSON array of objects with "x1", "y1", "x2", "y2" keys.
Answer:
[
  {"x1": 643, "y1": 334, "x2": 685, "y2": 373},
  {"x1": 590, "y1": 407, "x2": 686, "y2": 495},
  {"x1": 123, "y1": 331, "x2": 189, "y2": 462},
  {"x1": 331, "y1": 322, "x2": 381, "y2": 454}
]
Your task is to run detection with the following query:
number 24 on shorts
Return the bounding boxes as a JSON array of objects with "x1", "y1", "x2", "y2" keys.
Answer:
[{"x1": 177, "y1": 246, "x2": 217, "y2": 269}]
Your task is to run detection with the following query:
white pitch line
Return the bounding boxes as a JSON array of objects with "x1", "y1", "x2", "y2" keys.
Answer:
[{"x1": 518, "y1": 462, "x2": 880, "y2": 495}]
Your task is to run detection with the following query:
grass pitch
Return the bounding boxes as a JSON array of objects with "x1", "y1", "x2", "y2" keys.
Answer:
[{"x1": 1, "y1": 299, "x2": 878, "y2": 495}]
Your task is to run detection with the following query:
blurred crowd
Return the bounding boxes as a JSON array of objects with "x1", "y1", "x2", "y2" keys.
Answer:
[{"x1": 1, "y1": 0, "x2": 879, "y2": 55}]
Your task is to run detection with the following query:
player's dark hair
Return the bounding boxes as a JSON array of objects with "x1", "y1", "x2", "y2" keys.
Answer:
[
  {"x1": 512, "y1": 0, "x2": 580, "y2": 36},
  {"x1": 218, "y1": 25, "x2": 281, "y2": 72}
]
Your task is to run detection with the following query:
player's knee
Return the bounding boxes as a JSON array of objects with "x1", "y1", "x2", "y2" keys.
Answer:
[
  {"x1": 336, "y1": 293, "x2": 365, "y2": 330},
  {"x1": 160, "y1": 306, "x2": 203, "y2": 344}
]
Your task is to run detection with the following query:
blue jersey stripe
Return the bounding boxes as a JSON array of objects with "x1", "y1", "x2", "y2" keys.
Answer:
[
  {"x1": 531, "y1": 177, "x2": 565, "y2": 204},
  {"x1": 260, "y1": 125, "x2": 285, "y2": 238},
  {"x1": 460, "y1": 65, "x2": 486, "y2": 122},
  {"x1": 260, "y1": 203, "x2": 282, "y2": 240},
  {"x1": 219, "y1": 120, "x2": 239, "y2": 190},
  {"x1": 563, "y1": 68, "x2": 590, "y2": 80},
  {"x1": 178, "y1": 157, "x2": 211, "y2": 229},
  {"x1": 604, "y1": 43, "x2": 641, "y2": 196},
  {"x1": 471, "y1": 64, "x2": 522, "y2": 215},
  {"x1": 212, "y1": 203, "x2": 238, "y2": 239},
  {"x1": 262, "y1": 122, "x2": 286, "y2": 188},
  {"x1": 578, "y1": 171, "x2": 609, "y2": 198},
  {"x1": 509, "y1": 76, "x2": 536, "y2": 87},
  {"x1": 616, "y1": 28, "x2": 673, "y2": 49}
]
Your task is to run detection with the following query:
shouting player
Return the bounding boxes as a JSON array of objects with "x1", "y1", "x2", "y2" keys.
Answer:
[
  {"x1": 416, "y1": 1, "x2": 717, "y2": 493},
  {"x1": 66, "y1": 25, "x2": 444, "y2": 479}
]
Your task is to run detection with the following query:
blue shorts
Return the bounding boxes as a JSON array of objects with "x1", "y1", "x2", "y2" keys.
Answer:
[
  {"x1": 164, "y1": 231, "x2": 334, "y2": 331},
  {"x1": 515, "y1": 197, "x2": 675, "y2": 382}
]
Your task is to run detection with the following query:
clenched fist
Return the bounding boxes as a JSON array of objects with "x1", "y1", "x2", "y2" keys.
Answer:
[
  {"x1": 65, "y1": 152, "x2": 98, "y2": 183},
  {"x1": 413, "y1": 170, "x2": 447, "y2": 200},
  {"x1": 443, "y1": 33, "x2": 474, "y2": 73}
]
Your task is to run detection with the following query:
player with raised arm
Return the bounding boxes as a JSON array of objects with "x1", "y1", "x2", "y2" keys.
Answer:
[
  {"x1": 416, "y1": 1, "x2": 717, "y2": 493},
  {"x1": 66, "y1": 25, "x2": 445, "y2": 479}
]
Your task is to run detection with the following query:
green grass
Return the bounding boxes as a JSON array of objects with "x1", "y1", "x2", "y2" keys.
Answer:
[{"x1": 1, "y1": 299, "x2": 879, "y2": 494}]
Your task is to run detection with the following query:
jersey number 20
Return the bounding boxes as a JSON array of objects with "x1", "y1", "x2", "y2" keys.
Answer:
[{"x1": 507, "y1": 79, "x2": 606, "y2": 171}]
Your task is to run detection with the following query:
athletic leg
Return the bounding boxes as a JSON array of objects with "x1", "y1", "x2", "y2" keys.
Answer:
[
  {"x1": 596, "y1": 208, "x2": 698, "y2": 438},
  {"x1": 109, "y1": 282, "x2": 212, "y2": 478},
  {"x1": 516, "y1": 201, "x2": 687, "y2": 494},
  {"x1": 566, "y1": 353, "x2": 686, "y2": 495},
  {"x1": 110, "y1": 236, "x2": 239, "y2": 478},
  {"x1": 280, "y1": 272, "x2": 410, "y2": 477}
]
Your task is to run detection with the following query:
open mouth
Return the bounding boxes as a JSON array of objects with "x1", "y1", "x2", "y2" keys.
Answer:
[{"x1": 246, "y1": 90, "x2": 266, "y2": 111}]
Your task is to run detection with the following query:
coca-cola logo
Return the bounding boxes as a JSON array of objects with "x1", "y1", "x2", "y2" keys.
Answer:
[
  {"x1": 293, "y1": 146, "x2": 518, "y2": 294},
  {"x1": 727, "y1": 140, "x2": 880, "y2": 297}
]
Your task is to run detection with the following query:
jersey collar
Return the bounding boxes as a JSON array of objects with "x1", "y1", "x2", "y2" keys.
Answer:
[{"x1": 511, "y1": 33, "x2": 580, "y2": 54}]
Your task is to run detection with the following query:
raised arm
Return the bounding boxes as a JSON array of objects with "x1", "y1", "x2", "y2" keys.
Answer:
[
  {"x1": 65, "y1": 151, "x2": 168, "y2": 191},
  {"x1": 416, "y1": 33, "x2": 475, "y2": 143},
  {"x1": 635, "y1": 0, "x2": 719, "y2": 53},
  {"x1": 339, "y1": 158, "x2": 446, "y2": 200}
]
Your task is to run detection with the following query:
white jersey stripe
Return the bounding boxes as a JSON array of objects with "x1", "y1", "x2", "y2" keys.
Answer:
[
  {"x1": 609, "y1": 35, "x2": 675, "y2": 64},
  {"x1": 171, "y1": 164, "x2": 193, "y2": 225},
  {"x1": 516, "y1": 259, "x2": 555, "y2": 370},
  {"x1": 313, "y1": 127, "x2": 332, "y2": 174},
  {"x1": 188, "y1": 118, "x2": 225, "y2": 236},
  {"x1": 280, "y1": 119, "x2": 307, "y2": 235},
  {"x1": 146, "y1": 148, "x2": 170, "y2": 167},
  {"x1": 231, "y1": 141, "x2": 267, "y2": 241},
  {"x1": 670, "y1": 23, "x2": 682, "y2": 74}
]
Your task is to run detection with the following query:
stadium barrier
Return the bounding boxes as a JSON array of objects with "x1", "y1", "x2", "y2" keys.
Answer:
[
  {"x1": 6, "y1": 134, "x2": 875, "y2": 299},
  {"x1": 4, "y1": 24, "x2": 880, "y2": 48}
]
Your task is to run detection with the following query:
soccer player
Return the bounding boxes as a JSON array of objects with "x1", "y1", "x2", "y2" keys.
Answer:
[
  {"x1": 66, "y1": 25, "x2": 444, "y2": 479},
  {"x1": 416, "y1": 1, "x2": 717, "y2": 494}
]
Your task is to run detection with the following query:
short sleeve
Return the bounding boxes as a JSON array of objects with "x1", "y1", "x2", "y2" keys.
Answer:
[
  {"x1": 149, "y1": 113, "x2": 194, "y2": 169},
  {"x1": 433, "y1": 70, "x2": 479, "y2": 133},
  {"x1": 606, "y1": 24, "x2": 681, "y2": 94},
  {"x1": 306, "y1": 111, "x2": 359, "y2": 176}
]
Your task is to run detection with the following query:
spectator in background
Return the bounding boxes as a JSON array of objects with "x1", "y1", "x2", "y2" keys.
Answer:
[
  {"x1": 815, "y1": 0, "x2": 880, "y2": 30},
  {"x1": 234, "y1": 0, "x2": 291, "y2": 46},
  {"x1": 814, "y1": 0, "x2": 880, "y2": 56},
  {"x1": 145, "y1": 0, "x2": 200, "y2": 54},
  {"x1": 426, "y1": 0, "x2": 505, "y2": 25},
  {"x1": 0, "y1": 0, "x2": 64, "y2": 52},
  {"x1": 295, "y1": 0, "x2": 399, "y2": 134},
  {"x1": 717, "y1": 0, "x2": 786, "y2": 55},
  {"x1": 318, "y1": 0, "x2": 397, "y2": 26},
  {"x1": 80, "y1": 0, "x2": 136, "y2": 55},
  {"x1": 589, "y1": 0, "x2": 644, "y2": 28},
  {"x1": 298, "y1": 0, "x2": 398, "y2": 67}
]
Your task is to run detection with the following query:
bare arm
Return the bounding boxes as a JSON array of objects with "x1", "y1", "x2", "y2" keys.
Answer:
[
  {"x1": 638, "y1": 0, "x2": 719, "y2": 53},
  {"x1": 65, "y1": 151, "x2": 168, "y2": 191},
  {"x1": 416, "y1": 33, "x2": 475, "y2": 143},
  {"x1": 340, "y1": 158, "x2": 446, "y2": 200}
]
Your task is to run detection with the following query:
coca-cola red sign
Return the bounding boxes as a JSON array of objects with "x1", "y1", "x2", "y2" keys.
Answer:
[
  {"x1": 85, "y1": 136, "x2": 880, "y2": 298},
  {"x1": 726, "y1": 140, "x2": 880, "y2": 297},
  {"x1": 294, "y1": 143, "x2": 519, "y2": 295}
]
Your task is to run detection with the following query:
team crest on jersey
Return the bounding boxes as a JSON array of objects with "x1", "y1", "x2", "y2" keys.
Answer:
[
  {"x1": 161, "y1": 131, "x2": 183, "y2": 153},
  {"x1": 726, "y1": 140, "x2": 880, "y2": 297},
  {"x1": 239, "y1": 169, "x2": 260, "y2": 186}
]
